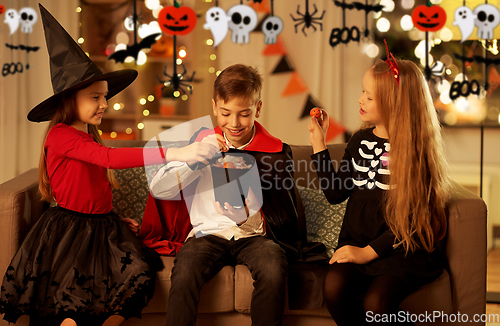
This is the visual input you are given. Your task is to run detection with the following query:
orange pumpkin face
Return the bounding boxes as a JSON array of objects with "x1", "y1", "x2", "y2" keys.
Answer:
[
  {"x1": 412, "y1": 5, "x2": 447, "y2": 32},
  {"x1": 310, "y1": 107, "x2": 322, "y2": 118},
  {"x1": 158, "y1": 5, "x2": 197, "y2": 36}
]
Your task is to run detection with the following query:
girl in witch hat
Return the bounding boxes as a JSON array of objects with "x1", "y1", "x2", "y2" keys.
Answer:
[{"x1": 0, "y1": 4, "x2": 217, "y2": 326}]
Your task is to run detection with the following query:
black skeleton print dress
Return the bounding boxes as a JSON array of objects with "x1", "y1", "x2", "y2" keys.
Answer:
[{"x1": 312, "y1": 128, "x2": 443, "y2": 286}]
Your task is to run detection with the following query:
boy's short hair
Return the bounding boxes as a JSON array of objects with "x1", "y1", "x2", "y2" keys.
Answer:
[{"x1": 213, "y1": 64, "x2": 263, "y2": 105}]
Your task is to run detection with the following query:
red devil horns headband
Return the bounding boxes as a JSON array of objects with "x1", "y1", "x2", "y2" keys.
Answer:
[{"x1": 384, "y1": 39, "x2": 400, "y2": 87}]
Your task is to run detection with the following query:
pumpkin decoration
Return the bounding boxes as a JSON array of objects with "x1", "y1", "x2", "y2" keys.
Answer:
[
  {"x1": 149, "y1": 34, "x2": 174, "y2": 58},
  {"x1": 412, "y1": 4, "x2": 447, "y2": 32},
  {"x1": 158, "y1": 2, "x2": 197, "y2": 36},
  {"x1": 0, "y1": 5, "x2": 5, "y2": 15},
  {"x1": 310, "y1": 107, "x2": 322, "y2": 119}
]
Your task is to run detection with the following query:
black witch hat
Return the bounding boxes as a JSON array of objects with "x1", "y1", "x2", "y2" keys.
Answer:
[{"x1": 28, "y1": 4, "x2": 138, "y2": 122}]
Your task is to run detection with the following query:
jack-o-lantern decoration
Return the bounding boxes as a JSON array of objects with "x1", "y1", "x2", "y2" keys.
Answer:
[
  {"x1": 412, "y1": 4, "x2": 447, "y2": 32},
  {"x1": 158, "y1": 3, "x2": 197, "y2": 36},
  {"x1": 149, "y1": 34, "x2": 174, "y2": 58},
  {"x1": 0, "y1": 5, "x2": 5, "y2": 15}
]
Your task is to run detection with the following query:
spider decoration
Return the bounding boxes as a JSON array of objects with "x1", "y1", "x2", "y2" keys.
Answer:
[
  {"x1": 290, "y1": 0, "x2": 325, "y2": 36},
  {"x1": 157, "y1": 64, "x2": 196, "y2": 97}
]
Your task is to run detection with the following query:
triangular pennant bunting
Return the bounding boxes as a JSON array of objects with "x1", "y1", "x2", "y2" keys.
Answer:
[
  {"x1": 325, "y1": 117, "x2": 347, "y2": 143},
  {"x1": 253, "y1": 14, "x2": 270, "y2": 33},
  {"x1": 281, "y1": 71, "x2": 308, "y2": 97},
  {"x1": 272, "y1": 56, "x2": 295, "y2": 74},
  {"x1": 300, "y1": 94, "x2": 322, "y2": 118},
  {"x1": 262, "y1": 36, "x2": 287, "y2": 56},
  {"x1": 249, "y1": 0, "x2": 271, "y2": 13}
]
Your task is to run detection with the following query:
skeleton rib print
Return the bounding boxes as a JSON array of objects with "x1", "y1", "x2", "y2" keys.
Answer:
[{"x1": 352, "y1": 139, "x2": 390, "y2": 190}]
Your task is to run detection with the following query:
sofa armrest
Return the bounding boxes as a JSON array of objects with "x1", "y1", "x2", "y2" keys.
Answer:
[
  {"x1": 0, "y1": 168, "x2": 47, "y2": 275},
  {"x1": 445, "y1": 181, "x2": 487, "y2": 318}
]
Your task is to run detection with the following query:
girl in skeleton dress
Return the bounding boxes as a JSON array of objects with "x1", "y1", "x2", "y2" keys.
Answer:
[
  {"x1": 0, "y1": 5, "x2": 217, "y2": 326},
  {"x1": 307, "y1": 56, "x2": 450, "y2": 325}
]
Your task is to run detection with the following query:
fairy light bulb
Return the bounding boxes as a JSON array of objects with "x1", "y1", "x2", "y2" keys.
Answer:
[
  {"x1": 206, "y1": 39, "x2": 214, "y2": 46},
  {"x1": 179, "y1": 47, "x2": 187, "y2": 58},
  {"x1": 210, "y1": 54, "x2": 217, "y2": 61},
  {"x1": 78, "y1": 37, "x2": 84, "y2": 44},
  {"x1": 76, "y1": 7, "x2": 82, "y2": 13},
  {"x1": 137, "y1": 51, "x2": 147, "y2": 65},
  {"x1": 400, "y1": 15, "x2": 413, "y2": 31},
  {"x1": 365, "y1": 43, "x2": 379, "y2": 58},
  {"x1": 126, "y1": 128, "x2": 133, "y2": 134},
  {"x1": 176, "y1": 59, "x2": 183, "y2": 65},
  {"x1": 173, "y1": 91, "x2": 181, "y2": 98},
  {"x1": 143, "y1": 109, "x2": 150, "y2": 116},
  {"x1": 376, "y1": 18, "x2": 390, "y2": 33},
  {"x1": 148, "y1": 95, "x2": 155, "y2": 102},
  {"x1": 139, "y1": 98, "x2": 147, "y2": 105},
  {"x1": 137, "y1": 123, "x2": 145, "y2": 130},
  {"x1": 113, "y1": 103, "x2": 121, "y2": 111},
  {"x1": 209, "y1": 67, "x2": 215, "y2": 73},
  {"x1": 110, "y1": 132, "x2": 117, "y2": 139}
]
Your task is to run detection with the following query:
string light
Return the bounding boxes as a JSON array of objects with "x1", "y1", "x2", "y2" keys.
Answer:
[
  {"x1": 113, "y1": 103, "x2": 121, "y2": 111},
  {"x1": 209, "y1": 67, "x2": 215, "y2": 73},
  {"x1": 376, "y1": 18, "x2": 390, "y2": 33},
  {"x1": 210, "y1": 54, "x2": 217, "y2": 61},
  {"x1": 176, "y1": 58, "x2": 183, "y2": 65},
  {"x1": 78, "y1": 37, "x2": 85, "y2": 44},
  {"x1": 206, "y1": 39, "x2": 214, "y2": 46},
  {"x1": 148, "y1": 95, "x2": 155, "y2": 102},
  {"x1": 173, "y1": 91, "x2": 181, "y2": 98},
  {"x1": 182, "y1": 94, "x2": 189, "y2": 101},
  {"x1": 76, "y1": 7, "x2": 82, "y2": 13},
  {"x1": 110, "y1": 132, "x2": 117, "y2": 139},
  {"x1": 126, "y1": 128, "x2": 133, "y2": 134},
  {"x1": 138, "y1": 123, "x2": 145, "y2": 130},
  {"x1": 143, "y1": 109, "x2": 150, "y2": 116},
  {"x1": 139, "y1": 98, "x2": 147, "y2": 105}
]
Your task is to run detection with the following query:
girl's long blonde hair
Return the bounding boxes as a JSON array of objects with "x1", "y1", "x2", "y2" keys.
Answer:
[
  {"x1": 39, "y1": 91, "x2": 119, "y2": 203},
  {"x1": 368, "y1": 59, "x2": 450, "y2": 253}
]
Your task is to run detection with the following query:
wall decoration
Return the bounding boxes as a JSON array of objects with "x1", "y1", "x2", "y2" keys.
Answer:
[
  {"x1": 281, "y1": 71, "x2": 307, "y2": 96},
  {"x1": 412, "y1": 4, "x2": 447, "y2": 32},
  {"x1": 109, "y1": 0, "x2": 160, "y2": 63},
  {"x1": 486, "y1": 66, "x2": 500, "y2": 97},
  {"x1": 248, "y1": 0, "x2": 271, "y2": 13},
  {"x1": 204, "y1": 6, "x2": 231, "y2": 47},
  {"x1": 300, "y1": 95, "x2": 322, "y2": 119},
  {"x1": 272, "y1": 56, "x2": 294, "y2": 74},
  {"x1": 4, "y1": 9, "x2": 19, "y2": 34},
  {"x1": 411, "y1": 2, "x2": 447, "y2": 81},
  {"x1": 330, "y1": 0, "x2": 383, "y2": 49},
  {"x1": 19, "y1": 7, "x2": 37, "y2": 33},
  {"x1": 290, "y1": 0, "x2": 325, "y2": 36},
  {"x1": 473, "y1": 4, "x2": 500, "y2": 40},
  {"x1": 149, "y1": 34, "x2": 174, "y2": 58},
  {"x1": 0, "y1": 5, "x2": 5, "y2": 15},
  {"x1": 157, "y1": 1, "x2": 196, "y2": 98},
  {"x1": 453, "y1": 6, "x2": 476, "y2": 42},
  {"x1": 158, "y1": 2, "x2": 197, "y2": 36},
  {"x1": 262, "y1": 35, "x2": 287, "y2": 55},
  {"x1": 227, "y1": 4, "x2": 258, "y2": 44},
  {"x1": 262, "y1": 16, "x2": 283, "y2": 44}
]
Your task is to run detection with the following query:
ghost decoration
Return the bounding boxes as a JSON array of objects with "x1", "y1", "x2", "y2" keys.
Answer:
[
  {"x1": 19, "y1": 7, "x2": 37, "y2": 33},
  {"x1": 474, "y1": 4, "x2": 500, "y2": 40},
  {"x1": 227, "y1": 4, "x2": 258, "y2": 44},
  {"x1": 262, "y1": 16, "x2": 283, "y2": 44},
  {"x1": 204, "y1": 7, "x2": 231, "y2": 47},
  {"x1": 453, "y1": 6, "x2": 476, "y2": 42},
  {"x1": 4, "y1": 9, "x2": 20, "y2": 35}
]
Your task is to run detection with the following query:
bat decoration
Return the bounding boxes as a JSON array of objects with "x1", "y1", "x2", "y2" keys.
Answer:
[
  {"x1": 454, "y1": 53, "x2": 500, "y2": 67},
  {"x1": 108, "y1": 33, "x2": 161, "y2": 63},
  {"x1": 108, "y1": 0, "x2": 159, "y2": 64},
  {"x1": 248, "y1": 0, "x2": 263, "y2": 3},
  {"x1": 290, "y1": 0, "x2": 325, "y2": 36},
  {"x1": 333, "y1": 1, "x2": 383, "y2": 13},
  {"x1": 5, "y1": 43, "x2": 40, "y2": 53}
]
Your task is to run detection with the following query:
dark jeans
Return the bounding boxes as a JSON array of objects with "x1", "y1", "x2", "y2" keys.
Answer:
[{"x1": 165, "y1": 235, "x2": 288, "y2": 326}]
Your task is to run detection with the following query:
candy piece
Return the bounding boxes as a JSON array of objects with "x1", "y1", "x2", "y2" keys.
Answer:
[
  {"x1": 223, "y1": 162, "x2": 235, "y2": 169},
  {"x1": 310, "y1": 107, "x2": 322, "y2": 118}
]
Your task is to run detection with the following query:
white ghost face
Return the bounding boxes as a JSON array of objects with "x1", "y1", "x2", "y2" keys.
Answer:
[
  {"x1": 474, "y1": 4, "x2": 500, "y2": 40},
  {"x1": 453, "y1": 6, "x2": 476, "y2": 42},
  {"x1": 4, "y1": 9, "x2": 20, "y2": 35},
  {"x1": 227, "y1": 5, "x2": 257, "y2": 44},
  {"x1": 204, "y1": 7, "x2": 230, "y2": 47},
  {"x1": 19, "y1": 7, "x2": 37, "y2": 34},
  {"x1": 262, "y1": 16, "x2": 283, "y2": 44}
]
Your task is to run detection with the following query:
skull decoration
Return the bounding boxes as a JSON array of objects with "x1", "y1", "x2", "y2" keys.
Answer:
[
  {"x1": 4, "y1": 9, "x2": 20, "y2": 35},
  {"x1": 19, "y1": 7, "x2": 37, "y2": 33},
  {"x1": 227, "y1": 4, "x2": 257, "y2": 44},
  {"x1": 204, "y1": 7, "x2": 231, "y2": 47},
  {"x1": 262, "y1": 16, "x2": 283, "y2": 45},
  {"x1": 473, "y1": 4, "x2": 500, "y2": 40}
]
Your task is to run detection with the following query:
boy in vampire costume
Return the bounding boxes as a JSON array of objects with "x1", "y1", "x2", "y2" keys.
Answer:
[{"x1": 139, "y1": 64, "x2": 328, "y2": 326}]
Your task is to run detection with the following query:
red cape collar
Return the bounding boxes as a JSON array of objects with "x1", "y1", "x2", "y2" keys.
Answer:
[{"x1": 196, "y1": 121, "x2": 282, "y2": 153}]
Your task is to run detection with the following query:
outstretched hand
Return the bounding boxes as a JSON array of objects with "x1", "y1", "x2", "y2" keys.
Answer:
[
  {"x1": 166, "y1": 135, "x2": 219, "y2": 165},
  {"x1": 329, "y1": 245, "x2": 379, "y2": 265},
  {"x1": 307, "y1": 109, "x2": 329, "y2": 154}
]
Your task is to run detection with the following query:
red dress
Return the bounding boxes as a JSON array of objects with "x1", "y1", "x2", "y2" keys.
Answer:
[{"x1": 0, "y1": 123, "x2": 166, "y2": 325}]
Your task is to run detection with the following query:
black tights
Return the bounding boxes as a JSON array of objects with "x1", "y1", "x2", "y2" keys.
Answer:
[{"x1": 323, "y1": 263, "x2": 416, "y2": 326}]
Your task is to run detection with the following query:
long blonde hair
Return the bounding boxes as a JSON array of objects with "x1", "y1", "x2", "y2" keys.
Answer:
[
  {"x1": 39, "y1": 90, "x2": 119, "y2": 203},
  {"x1": 368, "y1": 59, "x2": 450, "y2": 253}
]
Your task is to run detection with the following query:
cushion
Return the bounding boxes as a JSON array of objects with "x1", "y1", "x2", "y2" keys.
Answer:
[{"x1": 297, "y1": 186, "x2": 346, "y2": 257}]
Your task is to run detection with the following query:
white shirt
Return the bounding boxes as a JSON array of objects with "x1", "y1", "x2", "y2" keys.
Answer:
[{"x1": 150, "y1": 129, "x2": 264, "y2": 240}]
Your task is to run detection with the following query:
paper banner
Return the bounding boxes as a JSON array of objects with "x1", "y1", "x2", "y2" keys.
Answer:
[
  {"x1": 300, "y1": 94, "x2": 322, "y2": 118},
  {"x1": 249, "y1": 0, "x2": 271, "y2": 13},
  {"x1": 262, "y1": 36, "x2": 287, "y2": 56},
  {"x1": 272, "y1": 56, "x2": 294, "y2": 74},
  {"x1": 253, "y1": 14, "x2": 270, "y2": 33},
  {"x1": 325, "y1": 117, "x2": 347, "y2": 143},
  {"x1": 281, "y1": 71, "x2": 308, "y2": 97}
]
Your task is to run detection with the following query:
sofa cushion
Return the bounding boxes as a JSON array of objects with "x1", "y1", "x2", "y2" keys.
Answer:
[
  {"x1": 297, "y1": 186, "x2": 346, "y2": 257},
  {"x1": 112, "y1": 167, "x2": 149, "y2": 225}
]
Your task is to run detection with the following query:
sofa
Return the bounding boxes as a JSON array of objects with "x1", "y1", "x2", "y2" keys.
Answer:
[{"x1": 0, "y1": 141, "x2": 487, "y2": 326}]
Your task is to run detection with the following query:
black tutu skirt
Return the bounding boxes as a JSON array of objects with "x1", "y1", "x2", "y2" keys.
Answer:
[{"x1": 0, "y1": 206, "x2": 161, "y2": 326}]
